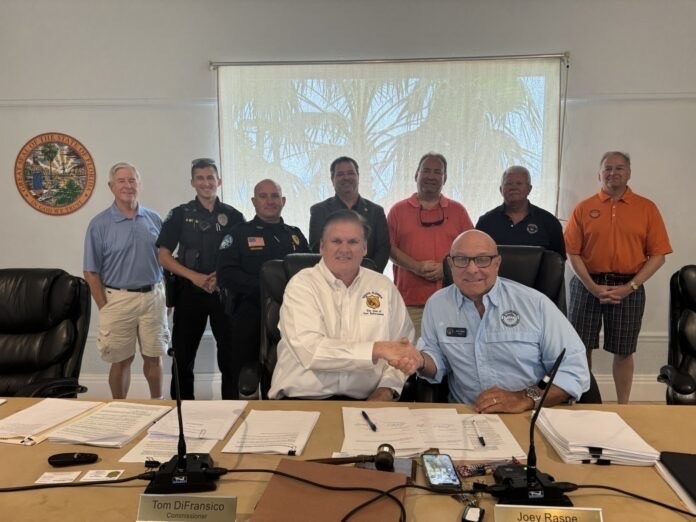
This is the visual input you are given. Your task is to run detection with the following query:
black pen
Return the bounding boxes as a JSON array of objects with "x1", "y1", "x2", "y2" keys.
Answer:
[
  {"x1": 473, "y1": 418, "x2": 486, "y2": 447},
  {"x1": 361, "y1": 410, "x2": 377, "y2": 432}
]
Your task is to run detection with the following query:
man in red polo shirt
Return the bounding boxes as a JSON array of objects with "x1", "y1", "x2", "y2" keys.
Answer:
[
  {"x1": 387, "y1": 152, "x2": 474, "y2": 337},
  {"x1": 564, "y1": 151, "x2": 672, "y2": 404}
]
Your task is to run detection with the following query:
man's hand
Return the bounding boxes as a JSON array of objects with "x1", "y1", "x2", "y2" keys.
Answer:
[
  {"x1": 600, "y1": 284, "x2": 633, "y2": 304},
  {"x1": 373, "y1": 338, "x2": 421, "y2": 375},
  {"x1": 191, "y1": 272, "x2": 216, "y2": 293},
  {"x1": 367, "y1": 387, "x2": 396, "y2": 402},
  {"x1": 474, "y1": 386, "x2": 532, "y2": 414},
  {"x1": 418, "y1": 260, "x2": 443, "y2": 281}
]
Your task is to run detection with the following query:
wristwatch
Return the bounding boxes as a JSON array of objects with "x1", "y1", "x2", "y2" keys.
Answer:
[
  {"x1": 629, "y1": 280, "x2": 641, "y2": 291},
  {"x1": 525, "y1": 386, "x2": 542, "y2": 411}
]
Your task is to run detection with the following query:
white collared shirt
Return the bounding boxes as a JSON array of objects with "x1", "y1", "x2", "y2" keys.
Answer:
[{"x1": 269, "y1": 259, "x2": 414, "y2": 399}]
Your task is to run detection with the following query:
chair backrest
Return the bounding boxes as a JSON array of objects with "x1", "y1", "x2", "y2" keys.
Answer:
[
  {"x1": 0, "y1": 268, "x2": 91, "y2": 396},
  {"x1": 258, "y1": 253, "x2": 377, "y2": 398},
  {"x1": 443, "y1": 244, "x2": 567, "y2": 313},
  {"x1": 665, "y1": 265, "x2": 696, "y2": 404}
]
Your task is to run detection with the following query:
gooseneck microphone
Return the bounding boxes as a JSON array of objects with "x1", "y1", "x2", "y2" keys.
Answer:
[
  {"x1": 144, "y1": 348, "x2": 219, "y2": 494},
  {"x1": 488, "y1": 348, "x2": 578, "y2": 506}
]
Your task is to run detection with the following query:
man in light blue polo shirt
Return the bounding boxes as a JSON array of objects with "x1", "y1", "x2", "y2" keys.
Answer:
[
  {"x1": 84, "y1": 162, "x2": 169, "y2": 399},
  {"x1": 413, "y1": 230, "x2": 589, "y2": 412}
]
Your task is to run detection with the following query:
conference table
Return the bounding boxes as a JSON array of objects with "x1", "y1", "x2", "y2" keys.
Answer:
[{"x1": 0, "y1": 399, "x2": 693, "y2": 521}]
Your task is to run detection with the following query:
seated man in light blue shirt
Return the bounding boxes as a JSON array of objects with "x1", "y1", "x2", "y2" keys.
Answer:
[{"x1": 413, "y1": 230, "x2": 589, "y2": 413}]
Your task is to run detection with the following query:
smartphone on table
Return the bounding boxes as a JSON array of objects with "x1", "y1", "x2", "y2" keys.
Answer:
[{"x1": 421, "y1": 453, "x2": 462, "y2": 492}]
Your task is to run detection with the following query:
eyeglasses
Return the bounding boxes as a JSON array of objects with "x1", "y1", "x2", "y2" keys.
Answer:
[
  {"x1": 448, "y1": 254, "x2": 499, "y2": 268},
  {"x1": 191, "y1": 158, "x2": 217, "y2": 169},
  {"x1": 419, "y1": 204, "x2": 445, "y2": 227}
]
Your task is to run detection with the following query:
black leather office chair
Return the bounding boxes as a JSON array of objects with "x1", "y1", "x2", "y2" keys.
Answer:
[
  {"x1": 239, "y1": 253, "x2": 386, "y2": 399},
  {"x1": 657, "y1": 265, "x2": 696, "y2": 404},
  {"x1": 417, "y1": 245, "x2": 601, "y2": 404},
  {"x1": 0, "y1": 268, "x2": 90, "y2": 397}
]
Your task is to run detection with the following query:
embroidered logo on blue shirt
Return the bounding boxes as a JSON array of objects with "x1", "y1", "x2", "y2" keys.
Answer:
[{"x1": 501, "y1": 310, "x2": 520, "y2": 327}]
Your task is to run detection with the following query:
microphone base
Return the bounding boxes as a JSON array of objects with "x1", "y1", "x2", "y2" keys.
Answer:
[
  {"x1": 491, "y1": 464, "x2": 573, "y2": 507},
  {"x1": 145, "y1": 453, "x2": 218, "y2": 494}
]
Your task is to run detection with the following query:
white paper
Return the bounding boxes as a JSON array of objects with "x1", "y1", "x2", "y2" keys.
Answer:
[
  {"x1": 410, "y1": 408, "x2": 465, "y2": 450},
  {"x1": 35, "y1": 471, "x2": 81, "y2": 484},
  {"x1": 48, "y1": 402, "x2": 171, "y2": 448},
  {"x1": 340, "y1": 407, "x2": 427, "y2": 457},
  {"x1": 0, "y1": 398, "x2": 102, "y2": 445},
  {"x1": 80, "y1": 469, "x2": 125, "y2": 482},
  {"x1": 446, "y1": 414, "x2": 526, "y2": 461},
  {"x1": 148, "y1": 400, "x2": 247, "y2": 440},
  {"x1": 222, "y1": 409, "x2": 319, "y2": 455},
  {"x1": 120, "y1": 433, "x2": 218, "y2": 463},
  {"x1": 538, "y1": 409, "x2": 659, "y2": 465}
]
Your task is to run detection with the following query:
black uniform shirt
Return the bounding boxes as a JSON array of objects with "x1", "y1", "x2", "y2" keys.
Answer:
[
  {"x1": 308, "y1": 195, "x2": 390, "y2": 272},
  {"x1": 217, "y1": 216, "x2": 309, "y2": 301},
  {"x1": 157, "y1": 197, "x2": 245, "y2": 273},
  {"x1": 475, "y1": 202, "x2": 566, "y2": 259}
]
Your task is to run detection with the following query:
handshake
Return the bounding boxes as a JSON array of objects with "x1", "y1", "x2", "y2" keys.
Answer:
[{"x1": 373, "y1": 338, "x2": 424, "y2": 375}]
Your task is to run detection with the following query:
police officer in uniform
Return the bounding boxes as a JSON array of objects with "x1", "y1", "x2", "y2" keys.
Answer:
[
  {"x1": 217, "y1": 178, "x2": 309, "y2": 398},
  {"x1": 157, "y1": 158, "x2": 244, "y2": 400}
]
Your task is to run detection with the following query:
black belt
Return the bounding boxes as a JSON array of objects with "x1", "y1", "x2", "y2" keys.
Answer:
[
  {"x1": 590, "y1": 273, "x2": 635, "y2": 283},
  {"x1": 105, "y1": 284, "x2": 154, "y2": 293}
]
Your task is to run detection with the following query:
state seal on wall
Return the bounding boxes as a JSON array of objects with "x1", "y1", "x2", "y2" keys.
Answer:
[{"x1": 14, "y1": 132, "x2": 96, "y2": 216}]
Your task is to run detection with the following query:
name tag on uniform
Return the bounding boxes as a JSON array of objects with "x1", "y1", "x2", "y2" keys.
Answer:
[{"x1": 446, "y1": 327, "x2": 467, "y2": 337}]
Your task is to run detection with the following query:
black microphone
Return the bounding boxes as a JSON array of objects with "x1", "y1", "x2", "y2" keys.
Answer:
[
  {"x1": 144, "y1": 348, "x2": 219, "y2": 494},
  {"x1": 488, "y1": 348, "x2": 577, "y2": 506},
  {"x1": 308, "y1": 443, "x2": 395, "y2": 472}
]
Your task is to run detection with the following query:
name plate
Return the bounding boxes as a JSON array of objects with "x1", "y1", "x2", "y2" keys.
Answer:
[
  {"x1": 494, "y1": 505, "x2": 603, "y2": 522},
  {"x1": 137, "y1": 494, "x2": 236, "y2": 522}
]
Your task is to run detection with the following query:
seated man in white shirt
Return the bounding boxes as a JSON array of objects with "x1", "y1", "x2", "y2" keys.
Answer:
[{"x1": 269, "y1": 209, "x2": 418, "y2": 400}]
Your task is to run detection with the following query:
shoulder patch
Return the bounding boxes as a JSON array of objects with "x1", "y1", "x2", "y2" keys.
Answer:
[{"x1": 219, "y1": 234, "x2": 233, "y2": 250}]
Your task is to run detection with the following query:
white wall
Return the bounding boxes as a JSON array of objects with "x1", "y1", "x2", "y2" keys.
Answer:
[{"x1": 1, "y1": 0, "x2": 694, "y2": 400}]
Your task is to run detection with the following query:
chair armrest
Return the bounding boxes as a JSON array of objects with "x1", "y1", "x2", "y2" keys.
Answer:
[
  {"x1": 238, "y1": 363, "x2": 260, "y2": 400},
  {"x1": 414, "y1": 377, "x2": 438, "y2": 402},
  {"x1": 658, "y1": 365, "x2": 696, "y2": 395},
  {"x1": 15, "y1": 378, "x2": 87, "y2": 398}
]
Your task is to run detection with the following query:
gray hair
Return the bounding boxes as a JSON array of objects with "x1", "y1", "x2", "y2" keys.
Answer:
[
  {"x1": 600, "y1": 151, "x2": 631, "y2": 167},
  {"x1": 501, "y1": 165, "x2": 531, "y2": 185},
  {"x1": 108, "y1": 162, "x2": 140, "y2": 183}
]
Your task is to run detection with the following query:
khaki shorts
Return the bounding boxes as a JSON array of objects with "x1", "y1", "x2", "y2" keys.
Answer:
[
  {"x1": 96, "y1": 282, "x2": 170, "y2": 363},
  {"x1": 407, "y1": 305, "x2": 425, "y2": 341}
]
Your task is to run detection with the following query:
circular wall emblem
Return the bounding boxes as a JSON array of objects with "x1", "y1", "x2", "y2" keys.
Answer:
[{"x1": 14, "y1": 132, "x2": 96, "y2": 216}]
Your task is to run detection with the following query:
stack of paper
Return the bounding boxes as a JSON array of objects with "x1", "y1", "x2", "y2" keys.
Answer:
[
  {"x1": 0, "y1": 398, "x2": 102, "y2": 445},
  {"x1": 538, "y1": 409, "x2": 659, "y2": 466},
  {"x1": 120, "y1": 400, "x2": 247, "y2": 463},
  {"x1": 222, "y1": 409, "x2": 320, "y2": 455},
  {"x1": 48, "y1": 402, "x2": 171, "y2": 448}
]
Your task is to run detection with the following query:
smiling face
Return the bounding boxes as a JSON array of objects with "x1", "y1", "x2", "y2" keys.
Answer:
[
  {"x1": 320, "y1": 219, "x2": 367, "y2": 285},
  {"x1": 599, "y1": 153, "x2": 631, "y2": 195},
  {"x1": 448, "y1": 230, "x2": 501, "y2": 301},
  {"x1": 191, "y1": 166, "x2": 220, "y2": 202},
  {"x1": 416, "y1": 155, "x2": 446, "y2": 199},
  {"x1": 252, "y1": 179, "x2": 285, "y2": 223},
  {"x1": 332, "y1": 160, "x2": 359, "y2": 200},
  {"x1": 501, "y1": 168, "x2": 532, "y2": 206},
  {"x1": 108, "y1": 166, "x2": 141, "y2": 208}
]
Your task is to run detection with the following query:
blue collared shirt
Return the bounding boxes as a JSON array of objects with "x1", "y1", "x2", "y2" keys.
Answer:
[
  {"x1": 418, "y1": 278, "x2": 589, "y2": 404},
  {"x1": 83, "y1": 203, "x2": 163, "y2": 288}
]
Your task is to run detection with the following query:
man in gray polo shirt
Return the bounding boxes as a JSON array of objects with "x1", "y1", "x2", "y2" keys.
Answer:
[{"x1": 83, "y1": 162, "x2": 170, "y2": 399}]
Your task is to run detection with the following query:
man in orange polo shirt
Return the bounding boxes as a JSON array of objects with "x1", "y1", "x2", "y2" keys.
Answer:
[
  {"x1": 564, "y1": 151, "x2": 672, "y2": 404},
  {"x1": 388, "y1": 152, "x2": 474, "y2": 337}
]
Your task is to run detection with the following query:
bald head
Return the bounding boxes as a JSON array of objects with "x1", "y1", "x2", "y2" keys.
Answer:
[
  {"x1": 450, "y1": 230, "x2": 498, "y2": 257},
  {"x1": 448, "y1": 230, "x2": 501, "y2": 301},
  {"x1": 252, "y1": 178, "x2": 286, "y2": 223}
]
